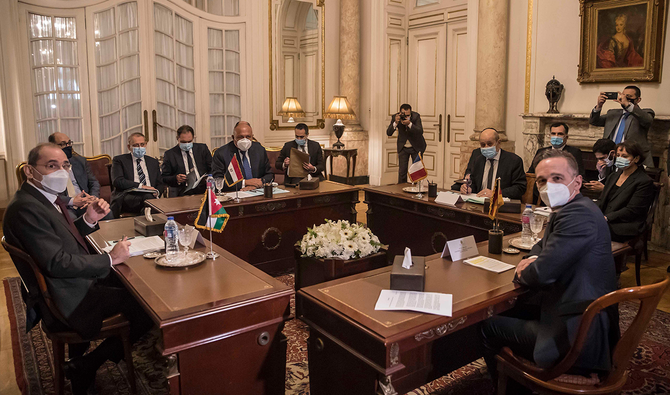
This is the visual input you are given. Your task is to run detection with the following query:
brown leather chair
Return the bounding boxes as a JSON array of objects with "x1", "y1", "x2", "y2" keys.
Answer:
[
  {"x1": 81, "y1": 154, "x2": 112, "y2": 203},
  {"x1": 495, "y1": 276, "x2": 670, "y2": 395},
  {"x1": 264, "y1": 146, "x2": 285, "y2": 185},
  {"x1": 15, "y1": 161, "x2": 27, "y2": 185},
  {"x1": 1, "y1": 237, "x2": 137, "y2": 395}
]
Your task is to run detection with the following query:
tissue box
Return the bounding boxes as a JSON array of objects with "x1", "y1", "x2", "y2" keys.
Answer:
[
  {"x1": 134, "y1": 213, "x2": 167, "y2": 236},
  {"x1": 390, "y1": 255, "x2": 425, "y2": 292},
  {"x1": 299, "y1": 177, "x2": 319, "y2": 190},
  {"x1": 484, "y1": 198, "x2": 522, "y2": 213}
]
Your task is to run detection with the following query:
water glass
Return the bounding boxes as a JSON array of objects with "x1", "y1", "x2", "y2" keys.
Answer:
[
  {"x1": 215, "y1": 177, "x2": 225, "y2": 196},
  {"x1": 178, "y1": 227, "x2": 192, "y2": 259},
  {"x1": 530, "y1": 215, "x2": 544, "y2": 243}
]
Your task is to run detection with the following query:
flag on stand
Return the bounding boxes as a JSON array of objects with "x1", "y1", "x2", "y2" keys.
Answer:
[
  {"x1": 225, "y1": 154, "x2": 244, "y2": 187},
  {"x1": 407, "y1": 153, "x2": 428, "y2": 183},
  {"x1": 488, "y1": 177, "x2": 504, "y2": 220},
  {"x1": 195, "y1": 187, "x2": 229, "y2": 232}
]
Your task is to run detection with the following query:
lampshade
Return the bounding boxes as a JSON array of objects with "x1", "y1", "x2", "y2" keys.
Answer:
[
  {"x1": 324, "y1": 96, "x2": 356, "y2": 121},
  {"x1": 278, "y1": 97, "x2": 306, "y2": 121}
]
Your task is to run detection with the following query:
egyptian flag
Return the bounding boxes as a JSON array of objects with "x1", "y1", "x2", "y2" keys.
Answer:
[
  {"x1": 488, "y1": 177, "x2": 504, "y2": 220},
  {"x1": 195, "y1": 187, "x2": 229, "y2": 232},
  {"x1": 408, "y1": 153, "x2": 428, "y2": 183},
  {"x1": 225, "y1": 154, "x2": 244, "y2": 187}
]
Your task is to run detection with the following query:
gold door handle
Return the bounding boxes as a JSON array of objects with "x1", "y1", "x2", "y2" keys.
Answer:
[
  {"x1": 447, "y1": 114, "x2": 451, "y2": 143},
  {"x1": 143, "y1": 110, "x2": 149, "y2": 136},
  {"x1": 152, "y1": 110, "x2": 158, "y2": 142},
  {"x1": 434, "y1": 114, "x2": 442, "y2": 142}
]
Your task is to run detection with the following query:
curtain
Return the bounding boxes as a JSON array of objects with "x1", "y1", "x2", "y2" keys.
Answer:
[{"x1": 208, "y1": 28, "x2": 240, "y2": 149}]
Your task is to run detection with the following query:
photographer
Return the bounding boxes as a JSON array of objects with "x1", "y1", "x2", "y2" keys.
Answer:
[{"x1": 386, "y1": 103, "x2": 426, "y2": 183}]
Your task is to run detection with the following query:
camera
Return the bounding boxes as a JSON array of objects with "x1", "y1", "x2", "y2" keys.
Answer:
[
  {"x1": 398, "y1": 113, "x2": 408, "y2": 121},
  {"x1": 604, "y1": 92, "x2": 618, "y2": 100}
]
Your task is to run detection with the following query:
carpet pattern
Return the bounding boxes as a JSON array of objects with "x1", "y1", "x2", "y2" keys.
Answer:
[{"x1": 5, "y1": 275, "x2": 670, "y2": 394}]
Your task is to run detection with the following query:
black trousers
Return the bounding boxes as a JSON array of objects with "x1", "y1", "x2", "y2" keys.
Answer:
[
  {"x1": 397, "y1": 146, "x2": 421, "y2": 184},
  {"x1": 111, "y1": 192, "x2": 155, "y2": 218}
]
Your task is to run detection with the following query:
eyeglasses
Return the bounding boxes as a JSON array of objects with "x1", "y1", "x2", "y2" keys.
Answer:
[
  {"x1": 36, "y1": 162, "x2": 71, "y2": 171},
  {"x1": 56, "y1": 140, "x2": 73, "y2": 148},
  {"x1": 130, "y1": 143, "x2": 147, "y2": 148}
]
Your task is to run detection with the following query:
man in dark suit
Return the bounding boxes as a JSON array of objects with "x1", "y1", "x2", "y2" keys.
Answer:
[
  {"x1": 161, "y1": 125, "x2": 212, "y2": 196},
  {"x1": 3, "y1": 143, "x2": 152, "y2": 394},
  {"x1": 480, "y1": 149, "x2": 618, "y2": 391},
  {"x1": 110, "y1": 133, "x2": 164, "y2": 217},
  {"x1": 212, "y1": 121, "x2": 273, "y2": 191},
  {"x1": 584, "y1": 138, "x2": 617, "y2": 194},
  {"x1": 275, "y1": 123, "x2": 325, "y2": 184},
  {"x1": 453, "y1": 128, "x2": 527, "y2": 199},
  {"x1": 48, "y1": 132, "x2": 113, "y2": 220},
  {"x1": 589, "y1": 85, "x2": 654, "y2": 167},
  {"x1": 386, "y1": 103, "x2": 426, "y2": 183}
]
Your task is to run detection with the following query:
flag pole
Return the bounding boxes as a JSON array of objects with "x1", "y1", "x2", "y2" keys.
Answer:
[{"x1": 206, "y1": 180, "x2": 219, "y2": 260}]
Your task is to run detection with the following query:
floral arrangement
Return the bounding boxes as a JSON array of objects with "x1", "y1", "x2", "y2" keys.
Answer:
[{"x1": 299, "y1": 220, "x2": 383, "y2": 260}]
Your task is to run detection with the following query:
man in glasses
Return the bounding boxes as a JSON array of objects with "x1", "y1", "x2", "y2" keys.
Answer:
[{"x1": 48, "y1": 132, "x2": 111, "y2": 220}]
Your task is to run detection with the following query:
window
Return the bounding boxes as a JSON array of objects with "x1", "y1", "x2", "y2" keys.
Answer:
[
  {"x1": 208, "y1": 28, "x2": 241, "y2": 148},
  {"x1": 180, "y1": 0, "x2": 239, "y2": 16}
]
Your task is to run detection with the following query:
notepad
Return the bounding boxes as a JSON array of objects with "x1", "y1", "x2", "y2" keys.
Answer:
[
  {"x1": 103, "y1": 235, "x2": 164, "y2": 257},
  {"x1": 463, "y1": 256, "x2": 515, "y2": 273}
]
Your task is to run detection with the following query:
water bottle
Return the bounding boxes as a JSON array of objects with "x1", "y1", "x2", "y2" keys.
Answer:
[
  {"x1": 164, "y1": 216, "x2": 179, "y2": 262},
  {"x1": 521, "y1": 204, "x2": 533, "y2": 245}
]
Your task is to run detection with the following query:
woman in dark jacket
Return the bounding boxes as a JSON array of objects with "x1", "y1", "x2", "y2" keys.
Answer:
[{"x1": 597, "y1": 140, "x2": 655, "y2": 242}]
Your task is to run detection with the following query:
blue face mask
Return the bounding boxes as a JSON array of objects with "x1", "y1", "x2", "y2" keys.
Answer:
[
  {"x1": 481, "y1": 146, "x2": 497, "y2": 159},
  {"x1": 550, "y1": 136, "x2": 564, "y2": 148},
  {"x1": 180, "y1": 142, "x2": 193, "y2": 151},
  {"x1": 295, "y1": 138, "x2": 306, "y2": 146},
  {"x1": 615, "y1": 157, "x2": 631, "y2": 169},
  {"x1": 132, "y1": 147, "x2": 146, "y2": 158}
]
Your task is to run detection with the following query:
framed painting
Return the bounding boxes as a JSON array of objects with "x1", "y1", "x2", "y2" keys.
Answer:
[{"x1": 578, "y1": 0, "x2": 668, "y2": 83}]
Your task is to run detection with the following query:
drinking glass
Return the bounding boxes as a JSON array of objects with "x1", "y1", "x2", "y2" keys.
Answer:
[
  {"x1": 178, "y1": 227, "x2": 192, "y2": 259},
  {"x1": 530, "y1": 215, "x2": 544, "y2": 243},
  {"x1": 215, "y1": 177, "x2": 225, "y2": 196}
]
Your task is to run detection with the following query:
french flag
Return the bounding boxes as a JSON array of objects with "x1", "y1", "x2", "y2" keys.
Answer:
[{"x1": 408, "y1": 153, "x2": 428, "y2": 183}]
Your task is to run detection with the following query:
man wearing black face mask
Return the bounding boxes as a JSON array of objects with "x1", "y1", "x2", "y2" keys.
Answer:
[{"x1": 48, "y1": 132, "x2": 111, "y2": 220}]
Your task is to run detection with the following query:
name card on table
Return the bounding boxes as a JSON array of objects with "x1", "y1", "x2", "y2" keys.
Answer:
[
  {"x1": 434, "y1": 191, "x2": 464, "y2": 206},
  {"x1": 441, "y1": 235, "x2": 478, "y2": 261}
]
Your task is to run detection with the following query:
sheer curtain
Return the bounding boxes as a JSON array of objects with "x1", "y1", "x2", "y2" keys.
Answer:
[
  {"x1": 180, "y1": 0, "x2": 239, "y2": 16},
  {"x1": 208, "y1": 28, "x2": 240, "y2": 149},
  {"x1": 28, "y1": 13, "x2": 84, "y2": 153},
  {"x1": 93, "y1": 2, "x2": 142, "y2": 157}
]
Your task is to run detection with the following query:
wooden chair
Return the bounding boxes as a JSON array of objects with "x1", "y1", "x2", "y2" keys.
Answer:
[
  {"x1": 627, "y1": 181, "x2": 663, "y2": 286},
  {"x1": 80, "y1": 153, "x2": 112, "y2": 203},
  {"x1": 495, "y1": 276, "x2": 670, "y2": 395},
  {"x1": 1, "y1": 237, "x2": 137, "y2": 395},
  {"x1": 522, "y1": 173, "x2": 536, "y2": 205},
  {"x1": 264, "y1": 145, "x2": 285, "y2": 185},
  {"x1": 15, "y1": 161, "x2": 27, "y2": 185}
]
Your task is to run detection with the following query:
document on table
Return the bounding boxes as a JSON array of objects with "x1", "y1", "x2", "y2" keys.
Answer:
[
  {"x1": 463, "y1": 256, "x2": 515, "y2": 273},
  {"x1": 374, "y1": 289, "x2": 453, "y2": 316},
  {"x1": 434, "y1": 191, "x2": 464, "y2": 206},
  {"x1": 223, "y1": 187, "x2": 290, "y2": 199},
  {"x1": 103, "y1": 235, "x2": 164, "y2": 257},
  {"x1": 462, "y1": 194, "x2": 511, "y2": 205}
]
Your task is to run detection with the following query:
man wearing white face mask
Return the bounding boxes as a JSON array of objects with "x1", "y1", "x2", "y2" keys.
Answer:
[
  {"x1": 161, "y1": 125, "x2": 212, "y2": 196},
  {"x1": 480, "y1": 149, "x2": 618, "y2": 390},
  {"x1": 211, "y1": 121, "x2": 274, "y2": 191}
]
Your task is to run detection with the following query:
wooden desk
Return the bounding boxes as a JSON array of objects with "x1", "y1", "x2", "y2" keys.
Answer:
[
  {"x1": 323, "y1": 148, "x2": 358, "y2": 185},
  {"x1": 146, "y1": 181, "x2": 359, "y2": 274},
  {"x1": 87, "y1": 218, "x2": 293, "y2": 395},
  {"x1": 364, "y1": 184, "x2": 523, "y2": 257}
]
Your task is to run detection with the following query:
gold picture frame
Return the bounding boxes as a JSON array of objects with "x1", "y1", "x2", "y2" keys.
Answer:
[{"x1": 577, "y1": 0, "x2": 667, "y2": 83}]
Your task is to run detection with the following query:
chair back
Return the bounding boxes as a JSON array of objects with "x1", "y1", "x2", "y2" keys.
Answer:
[
  {"x1": 522, "y1": 173, "x2": 536, "y2": 204},
  {"x1": 80, "y1": 154, "x2": 112, "y2": 203},
  {"x1": 646, "y1": 182, "x2": 663, "y2": 230},
  {"x1": 264, "y1": 146, "x2": 285, "y2": 184},
  {"x1": 15, "y1": 162, "x2": 27, "y2": 185}
]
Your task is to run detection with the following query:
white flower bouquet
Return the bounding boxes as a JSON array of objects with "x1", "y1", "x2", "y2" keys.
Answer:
[{"x1": 299, "y1": 220, "x2": 383, "y2": 260}]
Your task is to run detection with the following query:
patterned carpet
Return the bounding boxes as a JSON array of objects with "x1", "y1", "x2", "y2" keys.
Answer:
[{"x1": 5, "y1": 275, "x2": 670, "y2": 394}]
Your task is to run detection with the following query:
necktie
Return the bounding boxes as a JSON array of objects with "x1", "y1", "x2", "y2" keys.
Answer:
[
  {"x1": 614, "y1": 112, "x2": 630, "y2": 144},
  {"x1": 136, "y1": 158, "x2": 146, "y2": 186},
  {"x1": 300, "y1": 145, "x2": 306, "y2": 153},
  {"x1": 241, "y1": 153, "x2": 252, "y2": 179},
  {"x1": 486, "y1": 159, "x2": 495, "y2": 190},
  {"x1": 54, "y1": 196, "x2": 89, "y2": 253},
  {"x1": 66, "y1": 177, "x2": 76, "y2": 197},
  {"x1": 186, "y1": 151, "x2": 194, "y2": 173}
]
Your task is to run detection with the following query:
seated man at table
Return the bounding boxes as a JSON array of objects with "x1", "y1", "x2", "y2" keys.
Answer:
[
  {"x1": 110, "y1": 133, "x2": 165, "y2": 217},
  {"x1": 275, "y1": 123, "x2": 325, "y2": 184},
  {"x1": 452, "y1": 128, "x2": 526, "y2": 199},
  {"x1": 212, "y1": 121, "x2": 273, "y2": 191},
  {"x1": 584, "y1": 138, "x2": 618, "y2": 195},
  {"x1": 3, "y1": 143, "x2": 153, "y2": 395},
  {"x1": 480, "y1": 149, "x2": 618, "y2": 392},
  {"x1": 161, "y1": 125, "x2": 212, "y2": 196}
]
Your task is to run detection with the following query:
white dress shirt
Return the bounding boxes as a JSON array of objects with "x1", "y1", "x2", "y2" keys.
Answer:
[
  {"x1": 132, "y1": 156, "x2": 152, "y2": 187},
  {"x1": 593, "y1": 102, "x2": 634, "y2": 143},
  {"x1": 481, "y1": 149, "x2": 501, "y2": 190},
  {"x1": 181, "y1": 149, "x2": 200, "y2": 180}
]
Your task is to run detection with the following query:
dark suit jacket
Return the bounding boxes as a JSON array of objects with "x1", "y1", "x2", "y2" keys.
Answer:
[
  {"x1": 3, "y1": 183, "x2": 110, "y2": 322},
  {"x1": 64, "y1": 154, "x2": 100, "y2": 197},
  {"x1": 211, "y1": 141, "x2": 274, "y2": 191},
  {"x1": 275, "y1": 139, "x2": 325, "y2": 184},
  {"x1": 386, "y1": 111, "x2": 426, "y2": 153},
  {"x1": 528, "y1": 145, "x2": 585, "y2": 176},
  {"x1": 520, "y1": 194, "x2": 617, "y2": 371},
  {"x1": 110, "y1": 153, "x2": 164, "y2": 205},
  {"x1": 597, "y1": 166, "x2": 655, "y2": 240},
  {"x1": 589, "y1": 105, "x2": 655, "y2": 167},
  {"x1": 161, "y1": 143, "x2": 212, "y2": 195},
  {"x1": 453, "y1": 149, "x2": 526, "y2": 199}
]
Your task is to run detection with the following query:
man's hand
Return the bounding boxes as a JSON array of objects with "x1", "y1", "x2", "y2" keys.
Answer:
[
  {"x1": 176, "y1": 174, "x2": 187, "y2": 183},
  {"x1": 109, "y1": 236, "x2": 131, "y2": 266},
  {"x1": 401, "y1": 118, "x2": 411, "y2": 126},
  {"x1": 515, "y1": 257, "x2": 537, "y2": 277},
  {"x1": 459, "y1": 174, "x2": 471, "y2": 194},
  {"x1": 246, "y1": 178, "x2": 263, "y2": 188},
  {"x1": 477, "y1": 188, "x2": 493, "y2": 198},
  {"x1": 394, "y1": 113, "x2": 401, "y2": 123},
  {"x1": 140, "y1": 185, "x2": 157, "y2": 191},
  {"x1": 595, "y1": 160, "x2": 605, "y2": 172},
  {"x1": 73, "y1": 191, "x2": 96, "y2": 209},
  {"x1": 616, "y1": 91, "x2": 630, "y2": 107},
  {"x1": 584, "y1": 180, "x2": 605, "y2": 193},
  {"x1": 596, "y1": 92, "x2": 607, "y2": 110},
  {"x1": 283, "y1": 157, "x2": 290, "y2": 168},
  {"x1": 84, "y1": 198, "x2": 111, "y2": 223},
  {"x1": 303, "y1": 162, "x2": 315, "y2": 172}
]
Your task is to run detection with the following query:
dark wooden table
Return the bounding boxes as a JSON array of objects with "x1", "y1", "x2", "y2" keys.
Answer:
[
  {"x1": 87, "y1": 218, "x2": 293, "y2": 395},
  {"x1": 145, "y1": 181, "x2": 359, "y2": 274},
  {"x1": 323, "y1": 148, "x2": 357, "y2": 185}
]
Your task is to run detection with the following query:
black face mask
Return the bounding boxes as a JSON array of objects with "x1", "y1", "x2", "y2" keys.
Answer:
[{"x1": 62, "y1": 146, "x2": 73, "y2": 159}]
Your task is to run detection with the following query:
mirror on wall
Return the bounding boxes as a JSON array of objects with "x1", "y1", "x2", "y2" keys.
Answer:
[{"x1": 269, "y1": 0, "x2": 325, "y2": 130}]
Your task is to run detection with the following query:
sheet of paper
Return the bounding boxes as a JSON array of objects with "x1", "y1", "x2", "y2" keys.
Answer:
[
  {"x1": 103, "y1": 235, "x2": 164, "y2": 257},
  {"x1": 374, "y1": 289, "x2": 453, "y2": 317},
  {"x1": 288, "y1": 148, "x2": 310, "y2": 178},
  {"x1": 184, "y1": 172, "x2": 207, "y2": 193},
  {"x1": 434, "y1": 191, "x2": 463, "y2": 206},
  {"x1": 129, "y1": 188, "x2": 158, "y2": 194},
  {"x1": 463, "y1": 256, "x2": 515, "y2": 273},
  {"x1": 223, "y1": 187, "x2": 289, "y2": 200},
  {"x1": 441, "y1": 235, "x2": 478, "y2": 261},
  {"x1": 402, "y1": 247, "x2": 413, "y2": 269}
]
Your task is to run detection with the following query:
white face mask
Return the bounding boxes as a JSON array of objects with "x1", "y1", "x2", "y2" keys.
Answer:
[
  {"x1": 237, "y1": 138, "x2": 252, "y2": 152},
  {"x1": 539, "y1": 178, "x2": 576, "y2": 208},
  {"x1": 33, "y1": 168, "x2": 70, "y2": 195}
]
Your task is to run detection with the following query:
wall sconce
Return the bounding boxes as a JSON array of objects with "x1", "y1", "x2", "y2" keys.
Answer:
[
  {"x1": 278, "y1": 97, "x2": 305, "y2": 123},
  {"x1": 324, "y1": 96, "x2": 356, "y2": 149}
]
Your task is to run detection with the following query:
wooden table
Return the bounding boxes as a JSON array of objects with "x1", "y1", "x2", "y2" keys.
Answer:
[
  {"x1": 87, "y1": 218, "x2": 293, "y2": 395},
  {"x1": 323, "y1": 148, "x2": 358, "y2": 185},
  {"x1": 146, "y1": 181, "x2": 359, "y2": 274}
]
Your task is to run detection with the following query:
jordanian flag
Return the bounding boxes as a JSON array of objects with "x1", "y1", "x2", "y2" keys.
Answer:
[
  {"x1": 195, "y1": 187, "x2": 229, "y2": 233},
  {"x1": 225, "y1": 154, "x2": 243, "y2": 187}
]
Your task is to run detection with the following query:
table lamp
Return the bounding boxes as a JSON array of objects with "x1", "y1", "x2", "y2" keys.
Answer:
[
  {"x1": 324, "y1": 96, "x2": 356, "y2": 149},
  {"x1": 278, "y1": 97, "x2": 305, "y2": 123}
]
